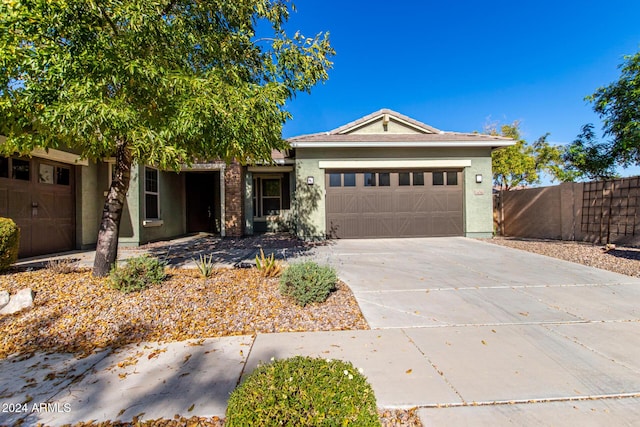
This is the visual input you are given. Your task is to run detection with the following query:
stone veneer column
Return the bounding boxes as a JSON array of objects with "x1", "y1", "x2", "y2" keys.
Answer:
[{"x1": 224, "y1": 161, "x2": 244, "y2": 237}]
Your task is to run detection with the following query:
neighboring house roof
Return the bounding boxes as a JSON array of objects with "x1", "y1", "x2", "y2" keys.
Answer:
[{"x1": 288, "y1": 108, "x2": 514, "y2": 149}]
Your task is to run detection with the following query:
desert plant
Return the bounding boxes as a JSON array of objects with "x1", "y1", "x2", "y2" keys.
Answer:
[
  {"x1": 47, "y1": 258, "x2": 79, "y2": 274},
  {"x1": 109, "y1": 255, "x2": 167, "y2": 293},
  {"x1": 226, "y1": 356, "x2": 380, "y2": 426},
  {"x1": 194, "y1": 253, "x2": 215, "y2": 278},
  {"x1": 255, "y1": 248, "x2": 282, "y2": 278},
  {"x1": 0, "y1": 217, "x2": 20, "y2": 272},
  {"x1": 279, "y1": 261, "x2": 337, "y2": 306}
]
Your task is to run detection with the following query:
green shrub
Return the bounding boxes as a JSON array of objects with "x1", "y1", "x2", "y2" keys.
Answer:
[
  {"x1": 109, "y1": 255, "x2": 166, "y2": 293},
  {"x1": 279, "y1": 261, "x2": 337, "y2": 306},
  {"x1": 226, "y1": 356, "x2": 380, "y2": 427},
  {"x1": 0, "y1": 217, "x2": 20, "y2": 272}
]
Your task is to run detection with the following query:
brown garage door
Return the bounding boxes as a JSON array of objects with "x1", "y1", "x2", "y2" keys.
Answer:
[
  {"x1": 0, "y1": 157, "x2": 75, "y2": 257},
  {"x1": 325, "y1": 170, "x2": 463, "y2": 238}
]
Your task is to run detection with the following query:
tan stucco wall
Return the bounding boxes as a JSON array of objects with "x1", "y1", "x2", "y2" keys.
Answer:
[{"x1": 294, "y1": 147, "x2": 495, "y2": 239}]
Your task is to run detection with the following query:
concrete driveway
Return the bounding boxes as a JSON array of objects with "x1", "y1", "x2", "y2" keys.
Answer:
[
  {"x1": 310, "y1": 237, "x2": 640, "y2": 328},
  {"x1": 307, "y1": 237, "x2": 640, "y2": 425}
]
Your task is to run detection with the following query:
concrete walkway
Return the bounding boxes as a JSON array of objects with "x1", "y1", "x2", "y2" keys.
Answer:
[{"x1": 2, "y1": 237, "x2": 640, "y2": 426}]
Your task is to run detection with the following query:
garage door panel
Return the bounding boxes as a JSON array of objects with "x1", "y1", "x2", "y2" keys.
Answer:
[
  {"x1": 0, "y1": 158, "x2": 75, "y2": 258},
  {"x1": 396, "y1": 192, "x2": 418, "y2": 213},
  {"x1": 362, "y1": 215, "x2": 395, "y2": 238},
  {"x1": 326, "y1": 170, "x2": 463, "y2": 238},
  {"x1": 376, "y1": 194, "x2": 394, "y2": 213},
  {"x1": 447, "y1": 192, "x2": 463, "y2": 211}
]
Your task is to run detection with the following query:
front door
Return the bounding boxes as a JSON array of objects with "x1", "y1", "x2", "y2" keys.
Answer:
[{"x1": 185, "y1": 172, "x2": 219, "y2": 233}]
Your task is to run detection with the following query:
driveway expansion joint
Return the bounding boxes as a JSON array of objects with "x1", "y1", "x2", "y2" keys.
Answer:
[
  {"x1": 414, "y1": 391, "x2": 640, "y2": 409},
  {"x1": 400, "y1": 329, "x2": 466, "y2": 405}
]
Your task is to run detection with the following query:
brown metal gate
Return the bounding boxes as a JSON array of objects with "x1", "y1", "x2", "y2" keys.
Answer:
[
  {"x1": 325, "y1": 170, "x2": 463, "y2": 238},
  {"x1": 0, "y1": 157, "x2": 75, "y2": 257}
]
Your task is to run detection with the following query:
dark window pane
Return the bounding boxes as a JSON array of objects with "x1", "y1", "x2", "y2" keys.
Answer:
[
  {"x1": 56, "y1": 167, "x2": 70, "y2": 185},
  {"x1": 379, "y1": 172, "x2": 390, "y2": 186},
  {"x1": 329, "y1": 173, "x2": 341, "y2": 187},
  {"x1": 145, "y1": 168, "x2": 158, "y2": 192},
  {"x1": 447, "y1": 172, "x2": 458, "y2": 186},
  {"x1": 413, "y1": 172, "x2": 424, "y2": 186},
  {"x1": 263, "y1": 198, "x2": 281, "y2": 215},
  {"x1": 399, "y1": 172, "x2": 410, "y2": 186},
  {"x1": 432, "y1": 172, "x2": 444, "y2": 186},
  {"x1": 343, "y1": 173, "x2": 356, "y2": 187},
  {"x1": 263, "y1": 179, "x2": 280, "y2": 197},
  {"x1": 0, "y1": 158, "x2": 8, "y2": 178},
  {"x1": 12, "y1": 159, "x2": 30, "y2": 181},
  {"x1": 145, "y1": 194, "x2": 159, "y2": 219},
  {"x1": 364, "y1": 172, "x2": 376, "y2": 187}
]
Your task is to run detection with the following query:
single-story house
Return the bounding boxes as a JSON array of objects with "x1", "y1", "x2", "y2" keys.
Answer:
[{"x1": 0, "y1": 109, "x2": 513, "y2": 257}]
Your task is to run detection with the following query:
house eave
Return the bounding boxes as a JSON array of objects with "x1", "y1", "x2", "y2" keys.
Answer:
[{"x1": 290, "y1": 141, "x2": 515, "y2": 149}]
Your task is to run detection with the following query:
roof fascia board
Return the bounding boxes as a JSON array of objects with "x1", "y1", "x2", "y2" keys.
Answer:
[
  {"x1": 31, "y1": 148, "x2": 89, "y2": 166},
  {"x1": 291, "y1": 141, "x2": 515, "y2": 148}
]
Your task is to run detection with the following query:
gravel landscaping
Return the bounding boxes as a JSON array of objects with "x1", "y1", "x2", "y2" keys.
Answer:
[
  {"x1": 0, "y1": 254, "x2": 422, "y2": 426},
  {"x1": 485, "y1": 237, "x2": 640, "y2": 277}
]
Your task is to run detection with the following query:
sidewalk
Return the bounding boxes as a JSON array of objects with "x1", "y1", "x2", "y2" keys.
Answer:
[{"x1": 3, "y1": 330, "x2": 640, "y2": 426}]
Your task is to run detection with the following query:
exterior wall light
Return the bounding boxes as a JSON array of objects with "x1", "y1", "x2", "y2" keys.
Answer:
[
  {"x1": 307, "y1": 176, "x2": 314, "y2": 185},
  {"x1": 475, "y1": 174, "x2": 483, "y2": 183}
]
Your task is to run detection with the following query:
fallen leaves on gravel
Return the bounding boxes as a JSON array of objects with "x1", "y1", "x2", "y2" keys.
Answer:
[
  {"x1": 0, "y1": 267, "x2": 368, "y2": 359},
  {"x1": 30, "y1": 408, "x2": 424, "y2": 427}
]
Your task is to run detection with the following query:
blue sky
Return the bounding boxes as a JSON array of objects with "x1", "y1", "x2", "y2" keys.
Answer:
[{"x1": 280, "y1": 1, "x2": 640, "y2": 177}]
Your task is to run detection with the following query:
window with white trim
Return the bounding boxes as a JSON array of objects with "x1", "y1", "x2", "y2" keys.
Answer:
[{"x1": 145, "y1": 167, "x2": 160, "y2": 219}]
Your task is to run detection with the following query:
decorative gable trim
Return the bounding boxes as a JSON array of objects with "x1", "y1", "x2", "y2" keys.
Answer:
[{"x1": 333, "y1": 108, "x2": 441, "y2": 135}]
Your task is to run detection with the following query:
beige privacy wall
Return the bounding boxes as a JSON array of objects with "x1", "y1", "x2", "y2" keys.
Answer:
[{"x1": 496, "y1": 178, "x2": 640, "y2": 246}]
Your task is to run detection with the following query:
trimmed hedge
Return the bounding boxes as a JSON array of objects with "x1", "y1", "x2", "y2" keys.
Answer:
[
  {"x1": 226, "y1": 356, "x2": 380, "y2": 426},
  {"x1": 0, "y1": 217, "x2": 20, "y2": 272}
]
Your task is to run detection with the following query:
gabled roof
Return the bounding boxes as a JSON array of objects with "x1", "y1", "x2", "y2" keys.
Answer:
[
  {"x1": 288, "y1": 108, "x2": 514, "y2": 148},
  {"x1": 331, "y1": 108, "x2": 441, "y2": 135}
]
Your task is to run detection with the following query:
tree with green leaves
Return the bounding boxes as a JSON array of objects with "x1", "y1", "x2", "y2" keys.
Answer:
[
  {"x1": 0, "y1": 0, "x2": 334, "y2": 276},
  {"x1": 563, "y1": 124, "x2": 617, "y2": 181},
  {"x1": 490, "y1": 122, "x2": 567, "y2": 190},
  {"x1": 587, "y1": 51, "x2": 640, "y2": 166}
]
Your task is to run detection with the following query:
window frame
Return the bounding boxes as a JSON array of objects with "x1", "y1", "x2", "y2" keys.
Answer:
[
  {"x1": 253, "y1": 176, "x2": 283, "y2": 218},
  {"x1": 261, "y1": 178, "x2": 282, "y2": 216},
  {"x1": 144, "y1": 167, "x2": 160, "y2": 220}
]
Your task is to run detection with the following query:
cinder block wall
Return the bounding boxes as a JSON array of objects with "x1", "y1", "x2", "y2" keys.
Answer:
[
  {"x1": 501, "y1": 185, "x2": 565, "y2": 239},
  {"x1": 497, "y1": 180, "x2": 640, "y2": 246}
]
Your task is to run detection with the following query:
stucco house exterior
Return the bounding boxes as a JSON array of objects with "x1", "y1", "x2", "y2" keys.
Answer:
[
  {"x1": 0, "y1": 109, "x2": 513, "y2": 257},
  {"x1": 286, "y1": 109, "x2": 514, "y2": 239}
]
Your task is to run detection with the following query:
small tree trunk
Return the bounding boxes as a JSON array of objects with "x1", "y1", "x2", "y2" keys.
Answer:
[{"x1": 92, "y1": 141, "x2": 133, "y2": 277}]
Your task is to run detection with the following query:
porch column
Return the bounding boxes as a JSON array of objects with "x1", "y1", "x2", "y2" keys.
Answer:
[
  {"x1": 224, "y1": 161, "x2": 244, "y2": 237},
  {"x1": 244, "y1": 170, "x2": 254, "y2": 235}
]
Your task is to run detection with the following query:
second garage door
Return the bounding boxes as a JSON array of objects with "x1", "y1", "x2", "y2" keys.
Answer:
[{"x1": 325, "y1": 170, "x2": 463, "y2": 238}]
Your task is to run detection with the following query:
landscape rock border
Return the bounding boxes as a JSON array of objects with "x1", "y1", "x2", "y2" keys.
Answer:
[{"x1": 0, "y1": 288, "x2": 34, "y2": 315}]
